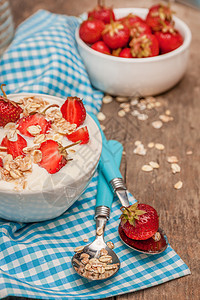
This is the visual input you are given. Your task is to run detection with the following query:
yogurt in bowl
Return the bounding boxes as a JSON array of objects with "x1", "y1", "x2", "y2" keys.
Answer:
[{"x1": 0, "y1": 93, "x2": 102, "y2": 222}]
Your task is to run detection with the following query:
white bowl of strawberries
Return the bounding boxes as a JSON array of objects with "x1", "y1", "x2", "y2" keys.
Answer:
[
  {"x1": 75, "y1": 3, "x2": 192, "y2": 96},
  {"x1": 0, "y1": 87, "x2": 102, "y2": 222}
]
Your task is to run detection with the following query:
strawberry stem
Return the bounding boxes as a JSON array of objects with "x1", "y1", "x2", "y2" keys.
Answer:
[
  {"x1": 42, "y1": 104, "x2": 59, "y2": 114},
  {"x1": 62, "y1": 140, "x2": 81, "y2": 150},
  {"x1": 1, "y1": 84, "x2": 7, "y2": 99}
]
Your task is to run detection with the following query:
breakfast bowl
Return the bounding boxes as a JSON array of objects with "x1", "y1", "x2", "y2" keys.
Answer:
[
  {"x1": 75, "y1": 8, "x2": 192, "y2": 97},
  {"x1": 0, "y1": 93, "x2": 102, "y2": 222}
]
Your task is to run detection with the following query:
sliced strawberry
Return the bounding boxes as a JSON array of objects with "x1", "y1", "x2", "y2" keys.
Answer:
[
  {"x1": 1, "y1": 134, "x2": 27, "y2": 159},
  {"x1": 38, "y1": 140, "x2": 68, "y2": 174},
  {"x1": 67, "y1": 126, "x2": 89, "y2": 145},
  {"x1": 120, "y1": 202, "x2": 159, "y2": 240},
  {"x1": 0, "y1": 157, "x2": 3, "y2": 167},
  {"x1": 119, "y1": 225, "x2": 167, "y2": 254},
  {"x1": 61, "y1": 97, "x2": 86, "y2": 127},
  {"x1": 17, "y1": 114, "x2": 51, "y2": 137},
  {"x1": 0, "y1": 85, "x2": 23, "y2": 127}
]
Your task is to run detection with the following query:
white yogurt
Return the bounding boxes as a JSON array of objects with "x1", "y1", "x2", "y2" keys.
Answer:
[{"x1": 0, "y1": 93, "x2": 102, "y2": 192}]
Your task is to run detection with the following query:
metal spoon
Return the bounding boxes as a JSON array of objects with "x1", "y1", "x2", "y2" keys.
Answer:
[
  {"x1": 99, "y1": 140, "x2": 168, "y2": 255},
  {"x1": 89, "y1": 113, "x2": 168, "y2": 255},
  {"x1": 72, "y1": 141, "x2": 121, "y2": 280}
]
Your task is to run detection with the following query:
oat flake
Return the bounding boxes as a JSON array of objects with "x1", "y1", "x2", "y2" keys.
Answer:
[
  {"x1": 103, "y1": 95, "x2": 113, "y2": 104},
  {"x1": 152, "y1": 120, "x2": 163, "y2": 129},
  {"x1": 155, "y1": 143, "x2": 165, "y2": 150},
  {"x1": 149, "y1": 161, "x2": 159, "y2": 169},
  {"x1": 97, "y1": 112, "x2": 106, "y2": 121},
  {"x1": 141, "y1": 165, "x2": 153, "y2": 172},
  {"x1": 174, "y1": 181, "x2": 183, "y2": 190}
]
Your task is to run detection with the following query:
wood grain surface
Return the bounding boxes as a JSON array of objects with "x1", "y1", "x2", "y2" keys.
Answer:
[{"x1": 5, "y1": 0, "x2": 200, "y2": 299}]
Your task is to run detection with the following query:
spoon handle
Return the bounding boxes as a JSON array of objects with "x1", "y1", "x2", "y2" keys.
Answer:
[{"x1": 96, "y1": 140, "x2": 123, "y2": 210}]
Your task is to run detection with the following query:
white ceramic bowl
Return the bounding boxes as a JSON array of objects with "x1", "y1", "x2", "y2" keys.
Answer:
[
  {"x1": 0, "y1": 93, "x2": 102, "y2": 222},
  {"x1": 75, "y1": 8, "x2": 192, "y2": 97}
]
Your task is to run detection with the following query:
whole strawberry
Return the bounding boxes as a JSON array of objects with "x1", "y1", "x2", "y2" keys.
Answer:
[
  {"x1": 61, "y1": 97, "x2": 86, "y2": 127},
  {"x1": 88, "y1": 1, "x2": 115, "y2": 24},
  {"x1": 146, "y1": 3, "x2": 173, "y2": 32},
  {"x1": 79, "y1": 19, "x2": 105, "y2": 44},
  {"x1": 129, "y1": 33, "x2": 159, "y2": 58},
  {"x1": 120, "y1": 202, "x2": 159, "y2": 240},
  {"x1": 155, "y1": 29, "x2": 183, "y2": 54},
  {"x1": 0, "y1": 84, "x2": 22, "y2": 127},
  {"x1": 102, "y1": 21, "x2": 130, "y2": 49}
]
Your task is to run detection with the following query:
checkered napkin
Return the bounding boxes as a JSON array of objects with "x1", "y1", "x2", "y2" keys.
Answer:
[{"x1": 0, "y1": 9, "x2": 190, "y2": 300}]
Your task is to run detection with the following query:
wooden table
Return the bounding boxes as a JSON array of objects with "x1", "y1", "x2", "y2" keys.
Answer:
[{"x1": 7, "y1": 1, "x2": 200, "y2": 299}]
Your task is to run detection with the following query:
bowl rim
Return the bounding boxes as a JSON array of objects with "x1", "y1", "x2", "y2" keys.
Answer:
[
  {"x1": 75, "y1": 7, "x2": 192, "y2": 63},
  {"x1": 0, "y1": 93, "x2": 102, "y2": 195}
]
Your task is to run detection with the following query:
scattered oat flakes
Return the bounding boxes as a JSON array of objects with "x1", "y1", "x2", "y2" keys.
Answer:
[
  {"x1": 74, "y1": 246, "x2": 84, "y2": 253},
  {"x1": 97, "y1": 112, "x2": 106, "y2": 121},
  {"x1": 100, "y1": 124, "x2": 106, "y2": 131},
  {"x1": 137, "y1": 113, "x2": 148, "y2": 121},
  {"x1": 155, "y1": 143, "x2": 165, "y2": 150},
  {"x1": 135, "y1": 140, "x2": 141, "y2": 146},
  {"x1": 118, "y1": 109, "x2": 126, "y2": 117},
  {"x1": 137, "y1": 103, "x2": 146, "y2": 111},
  {"x1": 174, "y1": 181, "x2": 183, "y2": 190},
  {"x1": 99, "y1": 255, "x2": 112, "y2": 263},
  {"x1": 116, "y1": 96, "x2": 129, "y2": 103},
  {"x1": 103, "y1": 95, "x2": 113, "y2": 104},
  {"x1": 27, "y1": 125, "x2": 41, "y2": 136},
  {"x1": 100, "y1": 248, "x2": 108, "y2": 256},
  {"x1": 131, "y1": 110, "x2": 140, "y2": 117},
  {"x1": 159, "y1": 115, "x2": 172, "y2": 123},
  {"x1": 167, "y1": 156, "x2": 178, "y2": 163},
  {"x1": 152, "y1": 120, "x2": 163, "y2": 129},
  {"x1": 83, "y1": 238, "x2": 89, "y2": 243},
  {"x1": 133, "y1": 143, "x2": 147, "y2": 156},
  {"x1": 165, "y1": 110, "x2": 171, "y2": 115},
  {"x1": 186, "y1": 150, "x2": 193, "y2": 155},
  {"x1": 141, "y1": 165, "x2": 153, "y2": 172},
  {"x1": 171, "y1": 163, "x2": 181, "y2": 174},
  {"x1": 96, "y1": 226, "x2": 104, "y2": 236},
  {"x1": 119, "y1": 103, "x2": 130, "y2": 109},
  {"x1": 155, "y1": 101, "x2": 162, "y2": 107},
  {"x1": 148, "y1": 142, "x2": 155, "y2": 148},
  {"x1": 152, "y1": 232, "x2": 161, "y2": 241},
  {"x1": 107, "y1": 241, "x2": 114, "y2": 249},
  {"x1": 149, "y1": 161, "x2": 159, "y2": 169},
  {"x1": 130, "y1": 98, "x2": 138, "y2": 106}
]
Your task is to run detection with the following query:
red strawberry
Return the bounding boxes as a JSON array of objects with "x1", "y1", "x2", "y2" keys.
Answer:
[
  {"x1": 155, "y1": 29, "x2": 183, "y2": 54},
  {"x1": 0, "y1": 84, "x2": 23, "y2": 127},
  {"x1": 0, "y1": 157, "x2": 3, "y2": 167},
  {"x1": 38, "y1": 140, "x2": 68, "y2": 174},
  {"x1": 1, "y1": 134, "x2": 27, "y2": 159},
  {"x1": 119, "y1": 48, "x2": 132, "y2": 58},
  {"x1": 146, "y1": 4, "x2": 173, "y2": 32},
  {"x1": 17, "y1": 114, "x2": 51, "y2": 137},
  {"x1": 118, "y1": 225, "x2": 167, "y2": 253},
  {"x1": 120, "y1": 202, "x2": 159, "y2": 240},
  {"x1": 79, "y1": 19, "x2": 105, "y2": 44},
  {"x1": 129, "y1": 21, "x2": 152, "y2": 38},
  {"x1": 102, "y1": 21, "x2": 130, "y2": 49},
  {"x1": 61, "y1": 97, "x2": 86, "y2": 127},
  {"x1": 129, "y1": 33, "x2": 159, "y2": 58},
  {"x1": 88, "y1": 2, "x2": 115, "y2": 24},
  {"x1": 91, "y1": 41, "x2": 111, "y2": 55},
  {"x1": 119, "y1": 13, "x2": 144, "y2": 28},
  {"x1": 67, "y1": 126, "x2": 89, "y2": 145}
]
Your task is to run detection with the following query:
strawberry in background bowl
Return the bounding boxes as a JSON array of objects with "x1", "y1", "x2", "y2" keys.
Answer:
[
  {"x1": 0, "y1": 90, "x2": 102, "y2": 222},
  {"x1": 75, "y1": 3, "x2": 191, "y2": 96}
]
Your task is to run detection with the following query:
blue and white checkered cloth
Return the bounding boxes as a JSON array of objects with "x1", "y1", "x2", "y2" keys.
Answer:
[{"x1": 0, "y1": 9, "x2": 190, "y2": 299}]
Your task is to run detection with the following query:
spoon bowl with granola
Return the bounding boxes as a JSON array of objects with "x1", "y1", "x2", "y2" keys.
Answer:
[{"x1": 0, "y1": 90, "x2": 102, "y2": 222}]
